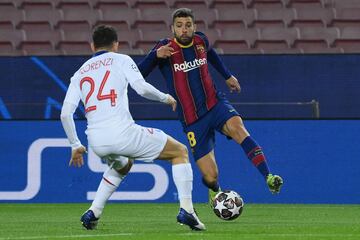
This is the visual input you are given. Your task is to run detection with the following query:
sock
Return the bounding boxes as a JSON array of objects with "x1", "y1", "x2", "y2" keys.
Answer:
[
  {"x1": 241, "y1": 136, "x2": 270, "y2": 178},
  {"x1": 172, "y1": 163, "x2": 194, "y2": 213},
  {"x1": 202, "y1": 178, "x2": 220, "y2": 192},
  {"x1": 90, "y1": 167, "x2": 125, "y2": 218}
]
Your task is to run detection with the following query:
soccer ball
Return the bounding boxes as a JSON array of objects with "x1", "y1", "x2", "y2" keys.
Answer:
[{"x1": 212, "y1": 190, "x2": 244, "y2": 220}]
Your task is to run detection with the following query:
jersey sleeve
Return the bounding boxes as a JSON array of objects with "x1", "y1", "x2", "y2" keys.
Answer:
[
  {"x1": 61, "y1": 75, "x2": 82, "y2": 149},
  {"x1": 60, "y1": 101, "x2": 82, "y2": 149},
  {"x1": 207, "y1": 48, "x2": 232, "y2": 80},
  {"x1": 195, "y1": 31, "x2": 210, "y2": 49},
  {"x1": 63, "y1": 75, "x2": 81, "y2": 106},
  {"x1": 122, "y1": 55, "x2": 168, "y2": 103},
  {"x1": 121, "y1": 55, "x2": 147, "y2": 83},
  {"x1": 137, "y1": 39, "x2": 169, "y2": 78},
  {"x1": 196, "y1": 32, "x2": 232, "y2": 80}
]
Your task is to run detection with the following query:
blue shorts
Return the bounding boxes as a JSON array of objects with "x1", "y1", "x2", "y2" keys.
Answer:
[{"x1": 183, "y1": 98, "x2": 239, "y2": 161}]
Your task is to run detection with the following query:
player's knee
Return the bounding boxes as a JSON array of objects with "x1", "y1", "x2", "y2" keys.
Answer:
[
  {"x1": 114, "y1": 158, "x2": 133, "y2": 175},
  {"x1": 169, "y1": 142, "x2": 189, "y2": 164},
  {"x1": 203, "y1": 175, "x2": 218, "y2": 187},
  {"x1": 232, "y1": 117, "x2": 245, "y2": 131},
  {"x1": 177, "y1": 143, "x2": 189, "y2": 162},
  {"x1": 203, "y1": 172, "x2": 218, "y2": 183},
  {"x1": 229, "y1": 118, "x2": 249, "y2": 141}
]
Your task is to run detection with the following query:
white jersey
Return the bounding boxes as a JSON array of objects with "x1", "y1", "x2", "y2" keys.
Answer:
[{"x1": 62, "y1": 51, "x2": 168, "y2": 147}]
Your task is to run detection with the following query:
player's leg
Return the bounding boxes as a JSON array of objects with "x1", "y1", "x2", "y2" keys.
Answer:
[
  {"x1": 195, "y1": 151, "x2": 222, "y2": 206},
  {"x1": 157, "y1": 135, "x2": 193, "y2": 213},
  {"x1": 157, "y1": 134, "x2": 189, "y2": 164},
  {"x1": 126, "y1": 125, "x2": 204, "y2": 230},
  {"x1": 183, "y1": 116, "x2": 221, "y2": 206},
  {"x1": 196, "y1": 150, "x2": 219, "y2": 192},
  {"x1": 158, "y1": 136, "x2": 193, "y2": 213},
  {"x1": 157, "y1": 135, "x2": 205, "y2": 231},
  {"x1": 222, "y1": 116, "x2": 283, "y2": 193},
  {"x1": 81, "y1": 147, "x2": 133, "y2": 230},
  {"x1": 222, "y1": 116, "x2": 269, "y2": 177},
  {"x1": 88, "y1": 156, "x2": 133, "y2": 217}
]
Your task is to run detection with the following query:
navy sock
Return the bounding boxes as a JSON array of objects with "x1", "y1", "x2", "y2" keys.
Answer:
[
  {"x1": 202, "y1": 178, "x2": 220, "y2": 192},
  {"x1": 241, "y1": 136, "x2": 270, "y2": 178}
]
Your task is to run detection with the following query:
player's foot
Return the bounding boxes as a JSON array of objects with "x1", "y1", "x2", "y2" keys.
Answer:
[
  {"x1": 209, "y1": 187, "x2": 221, "y2": 207},
  {"x1": 176, "y1": 208, "x2": 206, "y2": 231},
  {"x1": 266, "y1": 174, "x2": 283, "y2": 194},
  {"x1": 80, "y1": 210, "x2": 99, "y2": 230}
]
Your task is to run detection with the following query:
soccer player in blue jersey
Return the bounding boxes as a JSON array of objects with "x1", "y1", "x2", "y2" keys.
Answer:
[{"x1": 138, "y1": 8, "x2": 283, "y2": 204}]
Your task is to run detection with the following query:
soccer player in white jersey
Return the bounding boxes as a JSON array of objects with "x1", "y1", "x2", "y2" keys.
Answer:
[{"x1": 60, "y1": 25, "x2": 205, "y2": 231}]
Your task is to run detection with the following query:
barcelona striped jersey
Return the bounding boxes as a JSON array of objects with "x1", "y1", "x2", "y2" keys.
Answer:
[{"x1": 138, "y1": 32, "x2": 232, "y2": 126}]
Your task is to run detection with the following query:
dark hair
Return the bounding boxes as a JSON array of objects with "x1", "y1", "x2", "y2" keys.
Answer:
[
  {"x1": 92, "y1": 25, "x2": 118, "y2": 49},
  {"x1": 172, "y1": 8, "x2": 194, "y2": 24}
]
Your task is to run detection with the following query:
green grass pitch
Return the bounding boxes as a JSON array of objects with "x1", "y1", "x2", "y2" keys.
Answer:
[{"x1": 0, "y1": 203, "x2": 359, "y2": 240}]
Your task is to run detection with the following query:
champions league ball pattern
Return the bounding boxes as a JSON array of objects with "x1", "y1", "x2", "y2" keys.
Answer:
[{"x1": 212, "y1": 190, "x2": 244, "y2": 221}]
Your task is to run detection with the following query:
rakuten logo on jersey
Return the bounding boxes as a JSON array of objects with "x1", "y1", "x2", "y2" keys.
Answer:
[{"x1": 173, "y1": 58, "x2": 207, "y2": 72}]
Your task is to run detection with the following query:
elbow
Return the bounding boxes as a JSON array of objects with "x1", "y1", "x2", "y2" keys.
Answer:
[
  {"x1": 133, "y1": 83, "x2": 148, "y2": 96},
  {"x1": 136, "y1": 88, "x2": 147, "y2": 96},
  {"x1": 60, "y1": 113, "x2": 69, "y2": 122},
  {"x1": 60, "y1": 109, "x2": 71, "y2": 122}
]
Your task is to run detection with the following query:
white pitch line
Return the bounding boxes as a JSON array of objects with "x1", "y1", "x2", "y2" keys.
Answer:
[
  {"x1": 176, "y1": 233, "x2": 360, "y2": 238},
  {"x1": 0, "y1": 233, "x2": 133, "y2": 240},
  {"x1": 257, "y1": 233, "x2": 360, "y2": 237},
  {"x1": 248, "y1": 205, "x2": 360, "y2": 209},
  {"x1": 2, "y1": 232, "x2": 360, "y2": 240}
]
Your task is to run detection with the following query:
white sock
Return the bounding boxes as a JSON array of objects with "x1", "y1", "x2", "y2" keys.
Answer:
[
  {"x1": 172, "y1": 163, "x2": 194, "y2": 213},
  {"x1": 90, "y1": 167, "x2": 125, "y2": 218}
]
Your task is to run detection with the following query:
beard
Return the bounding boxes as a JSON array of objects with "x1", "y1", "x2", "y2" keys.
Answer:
[{"x1": 174, "y1": 33, "x2": 194, "y2": 45}]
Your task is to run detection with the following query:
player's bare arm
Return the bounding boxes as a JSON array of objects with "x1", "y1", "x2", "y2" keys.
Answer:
[
  {"x1": 156, "y1": 43, "x2": 174, "y2": 58},
  {"x1": 226, "y1": 76, "x2": 241, "y2": 93},
  {"x1": 69, "y1": 146, "x2": 87, "y2": 167}
]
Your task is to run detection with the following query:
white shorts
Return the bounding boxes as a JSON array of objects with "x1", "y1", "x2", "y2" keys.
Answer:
[{"x1": 91, "y1": 124, "x2": 168, "y2": 163}]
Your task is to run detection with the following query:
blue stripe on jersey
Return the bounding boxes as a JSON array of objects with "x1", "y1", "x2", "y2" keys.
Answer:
[
  {"x1": 184, "y1": 46, "x2": 209, "y2": 118},
  {"x1": 138, "y1": 32, "x2": 232, "y2": 126},
  {"x1": 92, "y1": 50, "x2": 108, "y2": 57}
]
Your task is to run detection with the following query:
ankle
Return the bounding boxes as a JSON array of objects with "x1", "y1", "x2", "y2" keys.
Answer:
[
  {"x1": 179, "y1": 197, "x2": 194, "y2": 213},
  {"x1": 89, "y1": 207, "x2": 102, "y2": 218}
]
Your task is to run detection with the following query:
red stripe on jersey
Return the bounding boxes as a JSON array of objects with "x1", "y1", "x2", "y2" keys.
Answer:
[
  {"x1": 169, "y1": 39, "x2": 197, "y2": 125},
  {"x1": 193, "y1": 35, "x2": 218, "y2": 111}
]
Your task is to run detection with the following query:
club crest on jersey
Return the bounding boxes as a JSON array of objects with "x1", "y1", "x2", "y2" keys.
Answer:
[
  {"x1": 196, "y1": 44, "x2": 205, "y2": 53},
  {"x1": 173, "y1": 58, "x2": 207, "y2": 72}
]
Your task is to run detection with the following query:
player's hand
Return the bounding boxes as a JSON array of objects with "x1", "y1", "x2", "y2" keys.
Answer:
[
  {"x1": 69, "y1": 146, "x2": 87, "y2": 168},
  {"x1": 166, "y1": 94, "x2": 177, "y2": 111},
  {"x1": 156, "y1": 43, "x2": 174, "y2": 58},
  {"x1": 226, "y1": 76, "x2": 241, "y2": 93}
]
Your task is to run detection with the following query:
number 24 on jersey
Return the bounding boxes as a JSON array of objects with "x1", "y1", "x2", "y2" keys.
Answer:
[{"x1": 80, "y1": 70, "x2": 117, "y2": 113}]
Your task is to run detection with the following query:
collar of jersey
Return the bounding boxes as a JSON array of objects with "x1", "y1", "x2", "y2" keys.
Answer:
[
  {"x1": 92, "y1": 50, "x2": 108, "y2": 57},
  {"x1": 174, "y1": 38, "x2": 193, "y2": 48}
]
